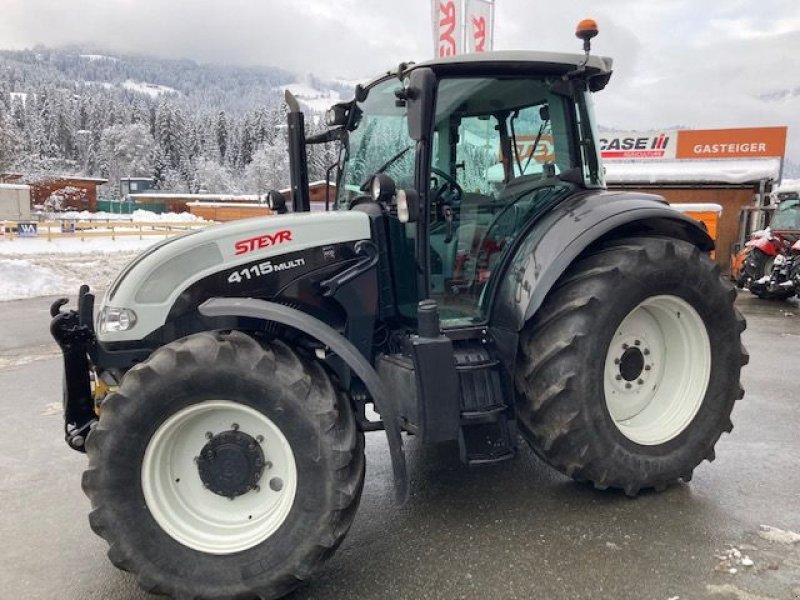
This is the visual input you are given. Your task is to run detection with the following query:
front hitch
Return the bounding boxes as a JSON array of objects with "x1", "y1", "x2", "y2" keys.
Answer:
[{"x1": 50, "y1": 285, "x2": 97, "y2": 452}]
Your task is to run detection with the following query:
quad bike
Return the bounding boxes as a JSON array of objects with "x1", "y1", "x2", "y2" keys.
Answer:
[{"x1": 50, "y1": 21, "x2": 747, "y2": 600}]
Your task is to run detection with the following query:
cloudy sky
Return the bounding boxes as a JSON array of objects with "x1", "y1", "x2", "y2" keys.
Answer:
[{"x1": 1, "y1": 0, "x2": 799, "y2": 159}]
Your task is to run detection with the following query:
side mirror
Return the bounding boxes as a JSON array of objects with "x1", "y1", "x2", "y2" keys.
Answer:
[{"x1": 405, "y1": 68, "x2": 436, "y2": 142}]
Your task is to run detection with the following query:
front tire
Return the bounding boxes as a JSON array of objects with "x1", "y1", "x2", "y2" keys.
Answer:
[
  {"x1": 83, "y1": 331, "x2": 364, "y2": 599},
  {"x1": 515, "y1": 237, "x2": 748, "y2": 495}
]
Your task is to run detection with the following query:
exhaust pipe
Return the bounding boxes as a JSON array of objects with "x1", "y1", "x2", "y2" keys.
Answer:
[{"x1": 285, "y1": 90, "x2": 311, "y2": 212}]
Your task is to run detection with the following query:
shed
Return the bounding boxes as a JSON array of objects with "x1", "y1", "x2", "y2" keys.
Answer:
[
  {"x1": 605, "y1": 158, "x2": 780, "y2": 273},
  {"x1": 29, "y1": 175, "x2": 109, "y2": 212},
  {"x1": 0, "y1": 183, "x2": 32, "y2": 221}
]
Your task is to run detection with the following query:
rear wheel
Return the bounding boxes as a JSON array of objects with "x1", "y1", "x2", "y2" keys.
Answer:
[
  {"x1": 515, "y1": 237, "x2": 747, "y2": 495},
  {"x1": 83, "y1": 331, "x2": 364, "y2": 599}
]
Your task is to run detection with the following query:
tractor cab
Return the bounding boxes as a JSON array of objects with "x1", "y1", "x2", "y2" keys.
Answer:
[{"x1": 321, "y1": 51, "x2": 613, "y2": 329}]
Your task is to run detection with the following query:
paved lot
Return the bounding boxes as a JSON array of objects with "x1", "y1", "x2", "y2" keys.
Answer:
[{"x1": 0, "y1": 292, "x2": 798, "y2": 600}]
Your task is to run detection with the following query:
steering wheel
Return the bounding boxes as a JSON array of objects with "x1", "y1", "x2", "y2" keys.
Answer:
[{"x1": 430, "y1": 167, "x2": 464, "y2": 205}]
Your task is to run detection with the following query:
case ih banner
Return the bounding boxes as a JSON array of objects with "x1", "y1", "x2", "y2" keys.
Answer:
[
  {"x1": 433, "y1": 0, "x2": 494, "y2": 57},
  {"x1": 600, "y1": 127, "x2": 787, "y2": 161}
]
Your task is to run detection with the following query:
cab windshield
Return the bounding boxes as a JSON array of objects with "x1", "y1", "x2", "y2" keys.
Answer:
[
  {"x1": 772, "y1": 198, "x2": 800, "y2": 230},
  {"x1": 336, "y1": 79, "x2": 414, "y2": 208}
]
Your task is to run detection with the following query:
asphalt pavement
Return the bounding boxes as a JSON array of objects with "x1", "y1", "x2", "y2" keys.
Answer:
[{"x1": 0, "y1": 292, "x2": 799, "y2": 600}]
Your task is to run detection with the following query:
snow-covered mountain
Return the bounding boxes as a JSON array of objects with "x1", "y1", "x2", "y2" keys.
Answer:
[
  {"x1": 0, "y1": 46, "x2": 350, "y2": 115},
  {"x1": 0, "y1": 46, "x2": 349, "y2": 194}
]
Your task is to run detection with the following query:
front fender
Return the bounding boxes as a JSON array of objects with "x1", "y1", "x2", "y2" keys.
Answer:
[
  {"x1": 198, "y1": 297, "x2": 408, "y2": 503},
  {"x1": 491, "y1": 190, "x2": 713, "y2": 332}
]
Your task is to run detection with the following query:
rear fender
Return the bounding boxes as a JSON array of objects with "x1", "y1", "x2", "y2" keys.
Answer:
[
  {"x1": 490, "y1": 190, "x2": 713, "y2": 333},
  {"x1": 198, "y1": 297, "x2": 408, "y2": 503}
]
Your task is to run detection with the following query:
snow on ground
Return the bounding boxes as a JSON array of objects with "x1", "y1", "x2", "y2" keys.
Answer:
[
  {"x1": 280, "y1": 83, "x2": 340, "y2": 113},
  {"x1": 0, "y1": 210, "x2": 208, "y2": 301},
  {"x1": 0, "y1": 234, "x2": 168, "y2": 301},
  {"x1": 0, "y1": 249, "x2": 152, "y2": 302},
  {"x1": 122, "y1": 79, "x2": 178, "y2": 98},
  {"x1": 9, "y1": 91, "x2": 28, "y2": 105},
  {"x1": 79, "y1": 54, "x2": 118, "y2": 62},
  {"x1": 56, "y1": 209, "x2": 204, "y2": 222}
]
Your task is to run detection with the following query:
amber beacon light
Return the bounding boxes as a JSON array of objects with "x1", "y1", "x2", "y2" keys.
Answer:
[{"x1": 576, "y1": 18, "x2": 599, "y2": 49}]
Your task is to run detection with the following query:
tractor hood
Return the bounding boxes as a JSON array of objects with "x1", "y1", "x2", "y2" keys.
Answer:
[{"x1": 98, "y1": 211, "x2": 371, "y2": 343}]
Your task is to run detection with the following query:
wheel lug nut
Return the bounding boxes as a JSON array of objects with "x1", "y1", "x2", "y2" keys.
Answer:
[
  {"x1": 643, "y1": 349, "x2": 650, "y2": 356},
  {"x1": 254, "y1": 485, "x2": 261, "y2": 493},
  {"x1": 637, "y1": 379, "x2": 644, "y2": 385},
  {"x1": 625, "y1": 383, "x2": 632, "y2": 389},
  {"x1": 615, "y1": 374, "x2": 622, "y2": 381},
  {"x1": 231, "y1": 423, "x2": 239, "y2": 431},
  {"x1": 644, "y1": 365, "x2": 651, "y2": 371},
  {"x1": 205, "y1": 431, "x2": 213, "y2": 440},
  {"x1": 622, "y1": 343, "x2": 629, "y2": 350},
  {"x1": 256, "y1": 435, "x2": 264, "y2": 443},
  {"x1": 265, "y1": 461, "x2": 273, "y2": 470},
  {"x1": 634, "y1": 340, "x2": 641, "y2": 346},
  {"x1": 614, "y1": 358, "x2": 620, "y2": 365}
]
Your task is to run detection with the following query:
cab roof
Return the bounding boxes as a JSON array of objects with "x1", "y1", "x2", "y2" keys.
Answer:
[
  {"x1": 362, "y1": 50, "x2": 614, "y2": 94},
  {"x1": 409, "y1": 50, "x2": 613, "y2": 75}
]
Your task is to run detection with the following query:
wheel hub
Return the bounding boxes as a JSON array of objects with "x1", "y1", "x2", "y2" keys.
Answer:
[
  {"x1": 619, "y1": 346, "x2": 645, "y2": 381},
  {"x1": 196, "y1": 429, "x2": 265, "y2": 499}
]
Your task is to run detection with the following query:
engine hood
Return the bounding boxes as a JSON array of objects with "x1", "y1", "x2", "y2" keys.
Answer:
[{"x1": 98, "y1": 211, "x2": 371, "y2": 343}]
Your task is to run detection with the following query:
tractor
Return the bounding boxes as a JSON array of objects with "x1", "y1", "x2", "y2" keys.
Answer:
[{"x1": 51, "y1": 21, "x2": 747, "y2": 600}]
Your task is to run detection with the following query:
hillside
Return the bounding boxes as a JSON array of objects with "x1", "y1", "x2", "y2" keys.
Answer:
[{"x1": 0, "y1": 46, "x2": 349, "y2": 195}]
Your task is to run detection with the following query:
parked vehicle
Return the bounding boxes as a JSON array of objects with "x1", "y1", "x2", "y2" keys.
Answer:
[
  {"x1": 50, "y1": 22, "x2": 748, "y2": 600},
  {"x1": 734, "y1": 196, "x2": 800, "y2": 298},
  {"x1": 748, "y1": 237, "x2": 800, "y2": 299}
]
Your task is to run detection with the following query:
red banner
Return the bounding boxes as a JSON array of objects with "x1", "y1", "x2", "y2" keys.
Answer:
[
  {"x1": 433, "y1": 0, "x2": 463, "y2": 57},
  {"x1": 465, "y1": 0, "x2": 493, "y2": 53}
]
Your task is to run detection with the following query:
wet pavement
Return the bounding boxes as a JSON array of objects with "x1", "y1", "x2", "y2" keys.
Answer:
[{"x1": 1, "y1": 292, "x2": 798, "y2": 600}]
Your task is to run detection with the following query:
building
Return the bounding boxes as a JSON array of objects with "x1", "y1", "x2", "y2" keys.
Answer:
[
  {"x1": 0, "y1": 183, "x2": 32, "y2": 220},
  {"x1": 28, "y1": 175, "x2": 109, "y2": 212},
  {"x1": 601, "y1": 127, "x2": 788, "y2": 273}
]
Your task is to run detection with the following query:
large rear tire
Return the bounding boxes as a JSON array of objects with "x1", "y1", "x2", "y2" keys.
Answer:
[
  {"x1": 83, "y1": 331, "x2": 364, "y2": 599},
  {"x1": 515, "y1": 237, "x2": 748, "y2": 495}
]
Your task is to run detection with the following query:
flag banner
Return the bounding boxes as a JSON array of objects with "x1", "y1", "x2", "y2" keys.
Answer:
[
  {"x1": 433, "y1": 0, "x2": 464, "y2": 57},
  {"x1": 465, "y1": 0, "x2": 493, "y2": 53}
]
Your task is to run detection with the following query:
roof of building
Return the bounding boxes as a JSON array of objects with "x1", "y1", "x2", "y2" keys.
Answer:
[
  {"x1": 604, "y1": 158, "x2": 782, "y2": 186},
  {"x1": 30, "y1": 175, "x2": 109, "y2": 185}
]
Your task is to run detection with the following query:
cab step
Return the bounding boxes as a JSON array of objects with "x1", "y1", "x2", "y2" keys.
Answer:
[{"x1": 455, "y1": 344, "x2": 516, "y2": 465}]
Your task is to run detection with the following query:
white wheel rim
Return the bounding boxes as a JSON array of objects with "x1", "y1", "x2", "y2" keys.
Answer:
[
  {"x1": 141, "y1": 400, "x2": 297, "y2": 554},
  {"x1": 603, "y1": 295, "x2": 711, "y2": 445}
]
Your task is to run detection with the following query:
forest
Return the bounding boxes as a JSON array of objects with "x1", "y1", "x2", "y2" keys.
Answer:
[{"x1": 0, "y1": 47, "x2": 345, "y2": 197}]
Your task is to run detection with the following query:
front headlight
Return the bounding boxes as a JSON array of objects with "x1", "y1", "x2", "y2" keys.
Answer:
[{"x1": 97, "y1": 306, "x2": 138, "y2": 333}]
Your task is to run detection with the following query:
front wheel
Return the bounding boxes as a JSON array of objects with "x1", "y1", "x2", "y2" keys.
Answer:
[
  {"x1": 83, "y1": 331, "x2": 364, "y2": 599},
  {"x1": 515, "y1": 237, "x2": 748, "y2": 495}
]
